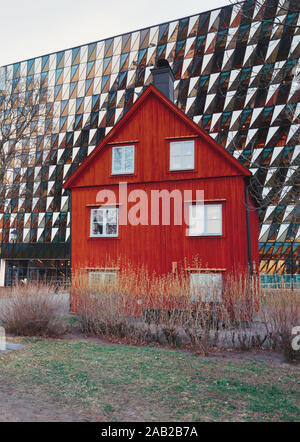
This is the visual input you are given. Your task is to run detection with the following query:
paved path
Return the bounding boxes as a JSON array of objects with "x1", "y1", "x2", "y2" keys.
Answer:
[{"x1": 0, "y1": 342, "x2": 24, "y2": 354}]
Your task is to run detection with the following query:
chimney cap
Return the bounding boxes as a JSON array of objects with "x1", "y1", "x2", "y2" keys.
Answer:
[
  {"x1": 156, "y1": 59, "x2": 170, "y2": 68},
  {"x1": 151, "y1": 59, "x2": 175, "y2": 80}
]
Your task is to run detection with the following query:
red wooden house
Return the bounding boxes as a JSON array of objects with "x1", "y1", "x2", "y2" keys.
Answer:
[{"x1": 63, "y1": 62, "x2": 259, "y2": 306}]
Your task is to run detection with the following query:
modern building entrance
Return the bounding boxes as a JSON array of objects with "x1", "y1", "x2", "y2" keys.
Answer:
[{"x1": 4, "y1": 259, "x2": 70, "y2": 287}]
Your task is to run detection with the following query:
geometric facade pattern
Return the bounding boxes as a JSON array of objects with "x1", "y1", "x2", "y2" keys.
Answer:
[{"x1": 0, "y1": 0, "x2": 299, "y2": 276}]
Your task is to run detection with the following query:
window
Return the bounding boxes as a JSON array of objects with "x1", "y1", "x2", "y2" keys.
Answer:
[
  {"x1": 170, "y1": 140, "x2": 194, "y2": 171},
  {"x1": 112, "y1": 145, "x2": 134, "y2": 174},
  {"x1": 90, "y1": 208, "x2": 118, "y2": 237},
  {"x1": 189, "y1": 204, "x2": 222, "y2": 236},
  {"x1": 89, "y1": 271, "x2": 117, "y2": 288},
  {"x1": 190, "y1": 273, "x2": 222, "y2": 302}
]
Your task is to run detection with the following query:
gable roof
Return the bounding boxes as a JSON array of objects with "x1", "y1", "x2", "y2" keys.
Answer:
[{"x1": 63, "y1": 84, "x2": 251, "y2": 189}]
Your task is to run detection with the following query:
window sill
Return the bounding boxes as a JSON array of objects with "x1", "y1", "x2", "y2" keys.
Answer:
[
  {"x1": 89, "y1": 236, "x2": 120, "y2": 240},
  {"x1": 165, "y1": 136, "x2": 199, "y2": 140},
  {"x1": 185, "y1": 199, "x2": 226, "y2": 204},
  {"x1": 87, "y1": 203, "x2": 123, "y2": 207},
  {"x1": 110, "y1": 173, "x2": 137, "y2": 178},
  {"x1": 85, "y1": 267, "x2": 120, "y2": 271},
  {"x1": 186, "y1": 234, "x2": 225, "y2": 239},
  {"x1": 186, "y1": 268, "x2": 226, "y2": 272},
  {"x1": 167, "y1": 169, "x2": 196, "y2": 174}
]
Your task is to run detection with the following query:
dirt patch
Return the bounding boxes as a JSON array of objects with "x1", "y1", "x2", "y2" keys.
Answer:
[
  {"x1": 63, "y1": 330, "x2": 109, "y2": 345},
  {"x1": 0, "y1": 383, "x2": 85, "y2": 422},
  {"x1": 0, "y1": 380, "x2": 158, "y2": 422},
  {"x1": 206, "y1": 348, "x2": 291, "y2": 367}
]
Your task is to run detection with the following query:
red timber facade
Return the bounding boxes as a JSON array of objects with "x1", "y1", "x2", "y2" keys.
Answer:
[{"x1": 64, "y1": 83, "x2": 259, "y2": 304}]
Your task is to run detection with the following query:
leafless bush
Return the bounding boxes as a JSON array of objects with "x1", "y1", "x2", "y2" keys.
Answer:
[
  {"x1": 74, "y1": 264, "x2": 257, "y2": 354},
  {"x1": 221, "y1": 272, "x2": 261, "y2": 350},
  {"x1": 73, "y1": 263, "x2": 300, "y2": 362},
  {"x1": 260, "y1": 288, "x2": 300, "y2": 363},
  {"x1": 0, "y1": 282, "x2": 68, "y2": 337}
]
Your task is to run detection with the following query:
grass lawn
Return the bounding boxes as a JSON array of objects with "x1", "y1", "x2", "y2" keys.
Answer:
[{"x1": 0, "y1": 337, "x2": 299, "y2": 422}]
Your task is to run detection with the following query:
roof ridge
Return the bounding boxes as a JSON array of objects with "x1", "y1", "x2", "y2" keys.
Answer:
[{"x1": 63, "y1": 84, "x2": 250, "y2": 189}]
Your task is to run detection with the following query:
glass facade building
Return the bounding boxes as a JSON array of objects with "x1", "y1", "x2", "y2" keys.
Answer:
[{"x1": 0, "y1": 0, "x2": 299, "y2": 285}]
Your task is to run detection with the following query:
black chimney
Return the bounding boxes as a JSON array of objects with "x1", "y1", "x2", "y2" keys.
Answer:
[{"x1": 151, "y1": 59, "x2": 175, "y2": 102}]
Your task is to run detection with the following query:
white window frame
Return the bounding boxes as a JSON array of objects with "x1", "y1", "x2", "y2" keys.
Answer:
[
  {"x1": 189, "y1": 204, "x2": 222, "y2": 236},
  {"x1": 111, "y1": 145, "x2": 135, "y2": 175},
  {"x1": 89, "y1": 271, "x2": 117, "y2": 288},
  {"x1": 90, "y1": 207, "x2": 118, "y2": 238},
  {"x1": 190, "y1": 273, "x2": 222, "y2": 302},
  {"x1": 169, "y1": 140, "x2": 195, "y2": 171}
]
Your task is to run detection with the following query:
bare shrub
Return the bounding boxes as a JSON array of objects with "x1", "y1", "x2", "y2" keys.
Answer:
[
  {"x1": 73, "y1": 265, "x2": 146, "y2": 340},
  {"x1": 74, "y1": 262, "x2": 299, "y2": 361},
  {"x1": 0, "y1": 282, "x2": 68, "y2": 337},
  {"x1": 74, "y1": 263, "x2": 255, "y2": 354},
  {"x1": 260, "y1": 288, "x2": 300, "y2": 363},
  {"x1": 221, "y1": 272, "x2": 261, "y2": 351}
]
